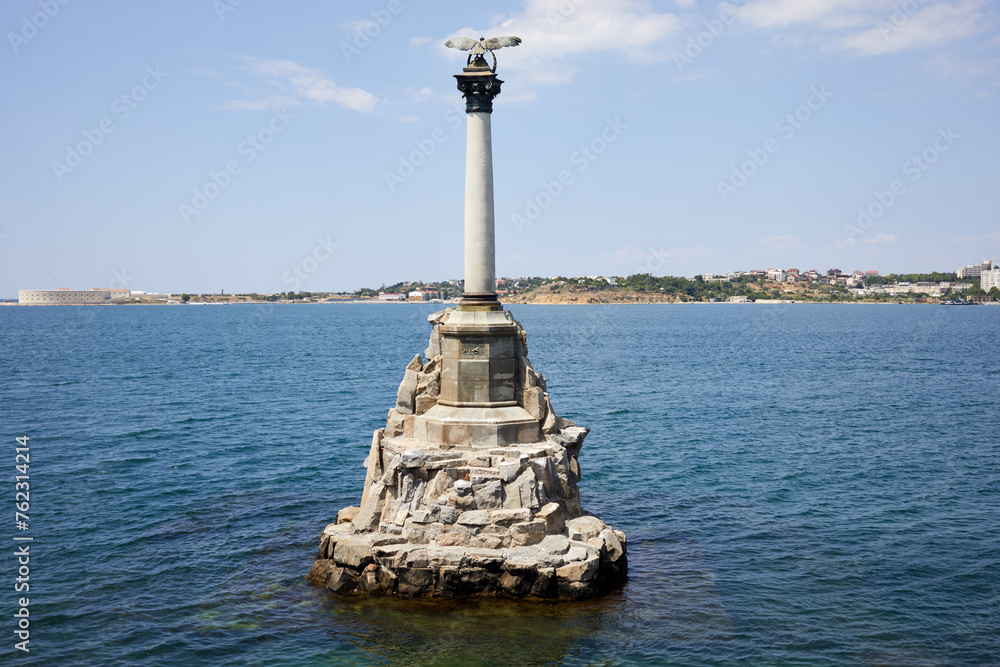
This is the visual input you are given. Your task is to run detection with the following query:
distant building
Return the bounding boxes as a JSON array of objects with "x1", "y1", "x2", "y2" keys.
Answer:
[
  {"x1": 408, "y1": 290, "x2": 438, "y2": 301},
  {"x1": 18, "y1": 288, "x2": 131, "y2": 305},
  {"x1": 957, "y1": 260, "x2": 994, "y2": 279},
  {"x1": 378, "y1": 293, "x2": 405, "y2": 301},
  {"x1": 981, "y1": 268, "x2": 1000, "y2": 292}
]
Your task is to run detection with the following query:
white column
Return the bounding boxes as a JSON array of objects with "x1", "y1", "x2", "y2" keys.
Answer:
[{"x1": 463, "y1": 110, "x2": 495, "y2": 296}]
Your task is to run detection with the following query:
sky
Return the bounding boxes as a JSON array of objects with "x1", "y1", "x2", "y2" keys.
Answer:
[{"x1": 1, "y1": 0, "x2": 998, "y2": 296}]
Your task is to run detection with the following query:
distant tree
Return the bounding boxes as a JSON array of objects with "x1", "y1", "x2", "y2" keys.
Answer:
[
  {"x1": 181, "y1": 293, "x2": 190, "y2": 302},
  {"x1": 989, "y1": 287, "x2": 1000, "y2": 300}
]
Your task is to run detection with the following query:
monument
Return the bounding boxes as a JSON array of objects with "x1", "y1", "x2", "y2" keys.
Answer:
[{"x1": 307, "y1": 37, "x2": 628, "y2": 599}]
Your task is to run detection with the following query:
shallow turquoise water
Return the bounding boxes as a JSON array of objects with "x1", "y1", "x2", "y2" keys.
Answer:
[{"x1": 1, "y1": 303, "x2": 998, "y2": 665}]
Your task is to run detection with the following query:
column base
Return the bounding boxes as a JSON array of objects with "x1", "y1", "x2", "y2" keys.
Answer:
[{"x1": 458, "y1": 292, "x2": 502, "y2": 311}]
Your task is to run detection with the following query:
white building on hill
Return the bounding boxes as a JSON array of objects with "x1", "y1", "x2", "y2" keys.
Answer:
[{"x1": 981, "y1": 268, "x2": 1000, "y2": 292}]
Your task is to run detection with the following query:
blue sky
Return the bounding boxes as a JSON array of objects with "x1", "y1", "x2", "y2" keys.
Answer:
[{"x1": 2, "y1": 0, "x2": 998, "y2": 295}]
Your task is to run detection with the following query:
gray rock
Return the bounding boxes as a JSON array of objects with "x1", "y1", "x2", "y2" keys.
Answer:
[
  {"x1": 567, "y1": 515, "x2": 605, "y2": 541},
  {"x1": 538, "y1": 534, "x2": 571, "y2": 555},
  {"x1": 351, "y1": 482, "x2": 385, "y2": 532},
  {"x1": 406, "y1": 354, "x2": 424, "y2": 372},
  {"x1": 498, "y1": 460, "x2": 522, "y2": 482},
  {"x1": 395, "y1": 368, "x2": 419, "y2": 415},
  {"x1": 470, "y1": 534, "x2": 503, "y2": 550},
  {"x1": 427, "y1": 309, "x2": 450, "y2": 325},
  {"x1": 510, "y1": 519, "x2": 545, "y2": 546},
  {"x1": 411, "y1": 509, "x2": 432, "y2": 524},
  {"x1": 415, "y1": 393, "x2": 437, "y2": 414},
  {"x1": 333, "y1": 536, "x2": 374, "y2": 568},
  {"x1": 499, "y1": 571, "x2": 531, "y2": 597},
  {"x1": 336, "y1": 506, "x2": 359, "y2": 524},
  {"x1": 522, "y1": 386, "x2": 546, "y2": 421},
  {"x1": 535, "y1": 550, "x2": 566, "y2": 568},
  {"x1": 308, "y1": 559, "x2": 335, "y2": 586},
  {"x1": 357, "y1": 564, "x2": 380, "y2": 594},
  {"x1": 379, "y1": 454, "x2": 399, "y2": 487},
  {"x1": 371, "y1": 534, "x2": 407, "y2": 547},
  {"x1": 408, "y1": 479, "x2": 426, "y2": 511},
  {"x1": 556, "y1": 554, "x2": 599, "y2": 584},
  {"x1": 326, "y1": 565, "x2": 359, "y2": 593},
  {"x1": 465, "y1": 548, "x2": 505, "y2": 569},
  {"x1": 364, "y1": 429, "x2": 384, "y2": 482},
  {"x1": 428, "y1": 546, "x2": 465, "y2": 567},
  {"x1": 399, "y1": 473, "x2": 415, "y2": 503},
  {"x1": 384, "y1": 410, "x2": 405, "y2": 438},
  {"x1": 535, "y1": 502, "x2": 566, "y2": 533},
  {"x1": 528, "y1": 457, "x2": 557, "y2": 498},
  {"x1": 507, "y1": 546, "x2": 540, "y2": 561},
  {"x1": 433, "y1": 530, "x2": 468, "y2": 547},
  {"x1": 454, "y1": 479, "x2": 473, "y2": 496},
  {"x1": 456, "y1": 510, "x2": 490, "y2": 526},
  {"x1": 599, "y1": 527, "x2": 625, "y2": 561},
  {"x1": 416, "y1": 369, "x2": 441, "y2": 398},
  {"x1": 489, "y1": 508, "x2": 531, "y2": 526},
  {"x1": 474, "y1": 480, "x2": 502, "y2": 510},
  {"x1": 541, "y1": 394, "x2": 559, "y2": 434},
  {"x1": 531, "y1": 567, "x2": 556, "y2": 597},
  {"x1": 423, "y1": 470, "x2": 451, "y2": 506},
  {"x1": 400, "y1": 446, "x2": 430, "y2": 469},
  {"x1": 509, "y1": 467, "x2": 541, "y2": 510},
  {"x1": 565, "y1": 546, "x2": 588, "y2": 562},
  {"x1": 425, "y1": 326, "x2": 442, "y2": 359}
]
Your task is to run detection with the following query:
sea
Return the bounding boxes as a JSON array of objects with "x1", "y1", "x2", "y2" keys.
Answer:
[{"x1": 1, "y1": 303, "x2": 998, "y2": 666}]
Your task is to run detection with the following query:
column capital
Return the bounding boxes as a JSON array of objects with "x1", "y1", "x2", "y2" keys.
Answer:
[{"x1": 455, "y1": 65, "x2": 503, "y2": 114}]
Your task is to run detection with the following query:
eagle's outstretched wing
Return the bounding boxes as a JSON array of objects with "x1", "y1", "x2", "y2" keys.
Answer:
[
  {"x1": 445, "y1": 37, "x2": 479, "y2": 51},
  {"x1": 483, "y1": 36, "x2": 521, "y2": 50}
]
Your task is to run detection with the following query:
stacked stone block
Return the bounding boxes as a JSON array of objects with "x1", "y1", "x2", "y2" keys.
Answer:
[{"x1": 308, "y1": 309, "x2": 627, "y2": 599}]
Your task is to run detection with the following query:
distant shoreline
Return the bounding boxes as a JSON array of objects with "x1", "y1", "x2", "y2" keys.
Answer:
[{"x1": 6, "y1": 300, "x2": 993, "y2": 308}]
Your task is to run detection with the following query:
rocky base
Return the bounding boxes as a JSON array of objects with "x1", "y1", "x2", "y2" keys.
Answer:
[
  {"x1": 308, "y1": 309, "x2": 627, "y2": 600},
  {"x1": 307, "y1": 508, "x2": 627, "y2": 600}
]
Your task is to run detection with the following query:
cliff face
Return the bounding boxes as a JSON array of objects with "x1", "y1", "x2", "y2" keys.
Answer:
[{"x1": 504, "y1": 286, "x2": 681, "y2": 305}]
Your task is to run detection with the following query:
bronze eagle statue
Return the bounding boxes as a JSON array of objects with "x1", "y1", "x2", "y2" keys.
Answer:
[{"x1": 445, "y1": 35, "x2": 521, "y2": 72}]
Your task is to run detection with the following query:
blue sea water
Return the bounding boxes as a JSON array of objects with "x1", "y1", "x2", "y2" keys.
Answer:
[{"x1": 1, "y1": 303, "x2": 998, "y2": 666}]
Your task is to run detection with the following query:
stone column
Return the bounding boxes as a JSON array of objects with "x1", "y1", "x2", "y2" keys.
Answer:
[{"x1": 455, "y1": 59, "x2": 503, "y2": 311}]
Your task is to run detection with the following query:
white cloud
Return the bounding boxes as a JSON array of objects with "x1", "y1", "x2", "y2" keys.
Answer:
[
  {"x1": 757, "y1": 233, "x2": 809, "y2": 250},
  {"x1": 237, "y1": 58, "x2": 379, "y2": 113},
  {"x1": 411, "y1": 86, "x2": 435, "y2": 102},
  {"x1": 862, "y1": 233, "x2": 898, "y2": 245},
  {"x1": 952, "y1": 231, "x2": 1000, "y2": 243},
  {"x1": 611, "y1": 244, "x2": 645, "y2": 262},
  {"x1": 759, "y1": 233, "x2": 800, "y2": 245},
  {"x1": 219, "y1": 95, "x2": 300, "y2": 111},
  {"x1": 342, "y1": 19, "x2": 377, "y2": 33},
  {"x1": 191, "y1": 67, "x2": 223, "y2": 78},
  {"x1": 836, "y1": 0, "x2": 990, "y2": 56},
  {"x1": 409, "y1": 36, "x2": 433, "y2": 48},
  {"x1": 831, "y1": 238, "x2": 857, "y2": 250},
  {"x1": 738, "y1": 0, "x2": 863, "y2": 29},
  {"x1": 442, "y1": 0, "x2": 682, "y2": 85},
  {"x1": 735, "y1": 0, "x2": 991, "y2": 57}
]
